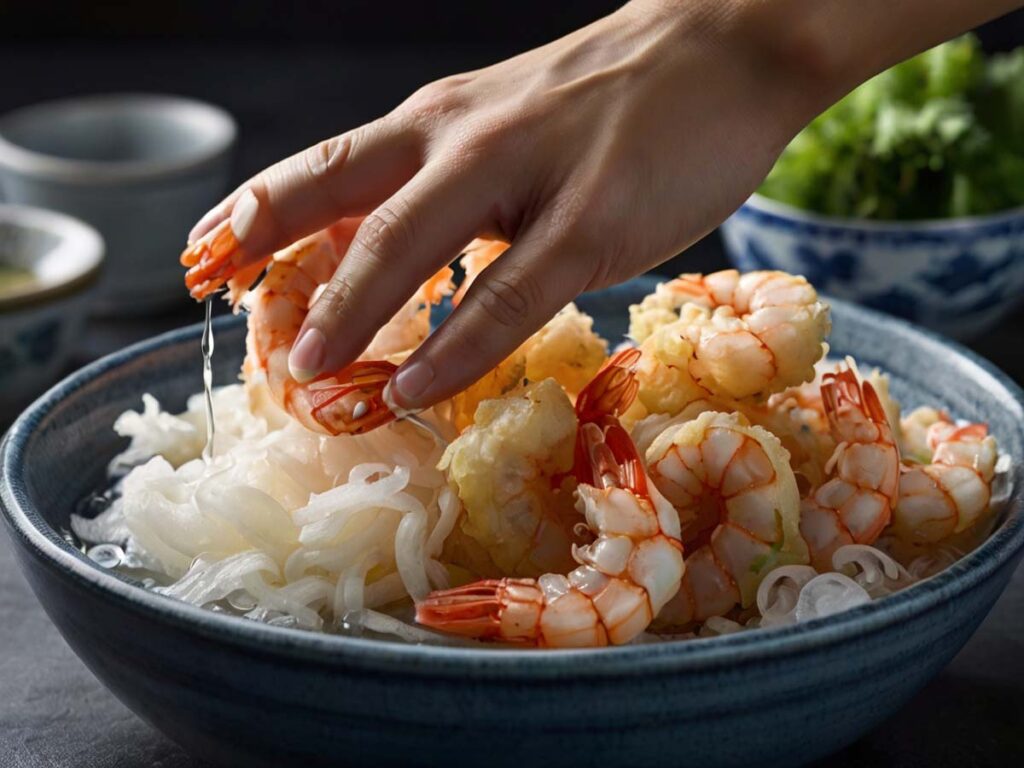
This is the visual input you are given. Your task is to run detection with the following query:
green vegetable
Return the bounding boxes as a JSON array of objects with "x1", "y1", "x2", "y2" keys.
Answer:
[{"x1": 759, "y1": 35, "x2": 1024, "y2": 220}]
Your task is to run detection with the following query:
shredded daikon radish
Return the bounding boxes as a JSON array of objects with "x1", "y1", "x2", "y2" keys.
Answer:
[
  {"x1": 795, "y1": 573, "x2": 871, "y2": 621},
  {"x1": 80, "y1": 388, "x2": 455, "y2": 640},
  {"x1": 756, "y1": 565, "x2": 818, "y2": 627},
  {"x1": 831, "y1": 544, "x2": 914, "y2": 598}
]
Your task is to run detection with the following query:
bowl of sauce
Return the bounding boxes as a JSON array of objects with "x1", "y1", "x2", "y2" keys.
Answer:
[{"x1": 0, "y1": 203, "x2": 103, "y2": 418}]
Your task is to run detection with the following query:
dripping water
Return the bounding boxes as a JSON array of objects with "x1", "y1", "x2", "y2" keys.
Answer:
[{"x1": 201, "y1": 297, "x2": 216, "y2": 462}]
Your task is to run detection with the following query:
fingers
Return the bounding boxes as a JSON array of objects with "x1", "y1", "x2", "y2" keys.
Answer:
[
  {"x1": 287, "y1": 161, "x2": 492, "y2": 381},
  {"x1": 385, "y1": 223, "x2": 590, "y2": 411},
  {"x1": 187, "y1": 117, "x2": 422, "y2": 265}
]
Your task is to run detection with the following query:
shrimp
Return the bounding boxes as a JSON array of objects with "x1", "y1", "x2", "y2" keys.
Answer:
[
  {"x1": 631, "y1": 270, "x2": 831, "y2": 414},
  {"x1": 452, "y1": 238, "x2": 509, "y2": 306},
  {"x1": 799, "y1": 365, "x2": 901, "y2": 571},
  {"x1": 439, "y1": 377, "x2": 580, "y2": 577},
  {"x1": 890, "y1": 408, "x2": 997, "y2": 545},
  {"x1": 446, "y1": 302, "x2": 608, "y2": 433},
  {"x1": 417, "y1": 350, "x2": 685, "y2": 647},
  {"x1": 645, "y1": 410, "x2": 806, "y2": 627},
  {"x1": 181, "y1": 220, "x2": 453, "y2": 435}
]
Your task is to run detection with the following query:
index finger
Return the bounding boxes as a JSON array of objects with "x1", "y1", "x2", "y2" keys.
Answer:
[{"x1": 187, "y1": 117, "x2": 423, "y2": 266}]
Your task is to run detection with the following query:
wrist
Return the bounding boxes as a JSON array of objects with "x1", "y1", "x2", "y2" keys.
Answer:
[{"x1": 622, "y1": 0, "x2": 849, "y2": 126}]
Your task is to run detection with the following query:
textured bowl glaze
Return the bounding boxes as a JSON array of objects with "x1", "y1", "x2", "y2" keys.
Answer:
[
  {"x1": 720, "y1": 193, "x2": 1024, "y2": 340},
  {"x1": 2, "y1": 278, "x2": 1023, "y2": 768}
]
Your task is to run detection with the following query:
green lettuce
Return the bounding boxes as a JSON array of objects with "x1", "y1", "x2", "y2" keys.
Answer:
[{"x1": 759, "y1": 35, "x2": 1024, "y2": 219}]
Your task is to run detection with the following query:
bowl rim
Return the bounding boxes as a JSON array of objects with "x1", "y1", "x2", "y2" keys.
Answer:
[
  {"x1": 0, "y1": 93, "x2": 236, "y2": 185},
  {"x1": 0, "y1": 203, "x2": 104, "y2": 313},
  {"x1": 740, "y1": 192, "x2": 1024, "y2": 233},
  {"x1": 3, "y1": 295, "x2": 1024, "y2": 678}
]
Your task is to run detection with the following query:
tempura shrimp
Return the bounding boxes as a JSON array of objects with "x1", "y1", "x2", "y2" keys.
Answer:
[
  {"x1": 891, "y1": 408, "x2": 997, "y2": 545},
  {"x1": 632, "y1": 270, "x2": 831, "y2": 413},
  {"x1": 446, "y1": 303, "x2": 608, "y2": 433},
  {"x1": 439, "y1": 377, "x2": 580, "y2": 577},
  {"x1": 418, "y1": 350, "x2": 685, "y2": 647},
  {"x1": 799, "y1": 365, "x2": 901, "y2": 571},
  {"x1": 645, "y1": 410, "x2": 806, "y2": 626},
  {"x1": 181, "y1": 221, "x2": 453, "y2": 435}
]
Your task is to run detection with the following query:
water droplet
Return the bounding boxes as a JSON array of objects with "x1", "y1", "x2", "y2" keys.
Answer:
[{"x1": 87, "y1": 544, "x2": 124, "y2": 569}]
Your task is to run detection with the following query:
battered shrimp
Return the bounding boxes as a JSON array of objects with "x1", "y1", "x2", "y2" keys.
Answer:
[
  {"x1": 418, "y1": 350, "x2": 685, "y2": 647},
  {"x1": 181, "y1": 221, "x2": 453, "y2": 435},
  {"x1": 632, "y1": 270, "x2": 831, "y2": 413},
  {"x1": 645, "y1": 410, "x2": 806, "y2": 626},
  {"x1": 799, "y1": 365, "x2": 901, "y2": 571},
  {"x1": 447, "y1": 303, "x2": 607, "y2": 432},
  {"x1": 440, "y1": 378, "x2": 580, "y2": 576},
  {"x1": 891, "y1": 409, "x2": 997, "y2": 545}
]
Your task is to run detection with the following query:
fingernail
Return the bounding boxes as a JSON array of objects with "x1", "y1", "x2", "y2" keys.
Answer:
[
  {"x1": 230, "y1": 189, "x2": 259, "y2": 242},
  {"x1": 388, "y1": 359, "x2": 435, "y2": 409},
  {"x1": 188, "y1": 203, "x2": 226, "y2": 245},
  {"x1": 289, "y1": 328, "x2": 326, "y2": 382}
]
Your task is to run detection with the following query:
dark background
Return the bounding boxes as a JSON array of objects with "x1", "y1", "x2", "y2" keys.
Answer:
[
  {"x1": 5, "y1": 1, "x2": 1024, "y2": 364},
  {"x1": 5, "y1": 1, "x2": 1024, "y2": 281},
  {"x1": 3, "y1": 3, "x2": 1024, "y2": 767}
]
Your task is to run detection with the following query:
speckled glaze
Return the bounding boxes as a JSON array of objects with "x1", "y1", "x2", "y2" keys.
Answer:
[
  {"x1": 720, "y1": 193, "x2": 1024, "y2": 340},
  {"x1": 2, "y1": 279, "x2": 1023, "y2": 768}
]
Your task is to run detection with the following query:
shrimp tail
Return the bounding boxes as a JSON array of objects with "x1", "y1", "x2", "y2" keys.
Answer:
[
  {"x1": 574, "y1": 348, "x2": 642, "y2": 424},
  {"x1": 307, "y1": 361, "x2": 398, "y2": 435},
  {"x1": 416, "y1": 579, "x2": 542, "y2": 642},
  {"x1": 180, "y1": 220, "x2": 270, "y2": 301}
]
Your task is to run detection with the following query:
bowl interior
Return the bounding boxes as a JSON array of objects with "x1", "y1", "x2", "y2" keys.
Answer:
[
  {"x1": 0, "y1": 205, "x2": 103, "y2": 306},
  {"x1": 6, "y1": 277, "x2": 1024, "y2": 654},
  {"x1": 0, "y1": 95, "x2": 234, "y2": 167}
]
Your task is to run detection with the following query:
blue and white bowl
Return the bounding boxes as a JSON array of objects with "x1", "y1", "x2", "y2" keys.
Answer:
[
  {"x1": 720, "y1": 193, "x2": 1024, "y2": 339},
  {"x1": 0, "y1": 204, "x2": 103, "y2": 418}
]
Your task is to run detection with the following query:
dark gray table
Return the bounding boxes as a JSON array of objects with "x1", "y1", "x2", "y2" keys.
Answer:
[{"x1": 3, "y1": 40, "x2": 1024, "y2": 767}]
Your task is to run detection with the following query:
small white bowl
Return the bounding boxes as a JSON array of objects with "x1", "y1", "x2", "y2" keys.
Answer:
[
  {"x1": 0, "y1": 204, "x2": 103, "y2": 415},
  {"x1": 0, "y1": 94, "x2": 235, "y2": 314},
  {"x1": 720, "y1": 193, "x2": 1024, "y2": 339}
]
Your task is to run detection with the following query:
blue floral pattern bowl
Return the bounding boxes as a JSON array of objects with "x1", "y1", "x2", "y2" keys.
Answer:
[
  {"x1": 2, "y1": 279, "x2": 1023, "y2": 767},
  {"x1": 720, "y1": 193, "x2": 1024, "y2": 339}
]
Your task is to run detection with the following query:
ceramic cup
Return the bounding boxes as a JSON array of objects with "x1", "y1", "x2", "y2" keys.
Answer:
[{"x1": 0, "y1": 94, "x2": 235, "y2": 314}]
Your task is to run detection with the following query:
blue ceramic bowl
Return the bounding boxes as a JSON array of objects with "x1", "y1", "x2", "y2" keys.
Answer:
[
  {"x1": 2, "y1": 278, "x2": 1023, "y2": 768},
  {"x1": 720, "y1": 193, "x2": 1024, "y2": 340}
]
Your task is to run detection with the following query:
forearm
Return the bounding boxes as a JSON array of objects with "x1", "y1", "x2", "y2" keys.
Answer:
[{"x1": 628, "y1": 0, "x2": 1024, "y2": 118}]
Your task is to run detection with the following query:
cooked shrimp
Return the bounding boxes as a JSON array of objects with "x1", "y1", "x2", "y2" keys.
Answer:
[
  {"x1": 899, "y1": 406, "x2": 944, "y2": 465},
  {"x1": 799, "y1": 365, "x2": 901, "y2": 571},
  {"x1": 446, "y1": 302, "x2": 607, "y2": 433},
  {"x1": 645, "y1": 410, "x2": 806, "y2": 626},
  {"x1": 181, "y1": 221, "x2": 453, "y2": 435},
  {"x1": 891, "y1": 409, "x2": 997, "y2": 545},
  {"x1": 632, "y1": 270, "x2": 831, "y2": 412},
  {"x1": 452, "y1": 238, "x2": 509, "y2": 306},
  {"x1": 418, "y1": 350, "x2": 685, "y2": 647},
  {"x1": 439, "y1": 377, "x2": 580, "y2": 576}
]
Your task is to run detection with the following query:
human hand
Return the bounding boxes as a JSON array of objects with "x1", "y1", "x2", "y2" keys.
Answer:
[{"x1": 186, "y1": 0, "x2": 999, "y2": 412}]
